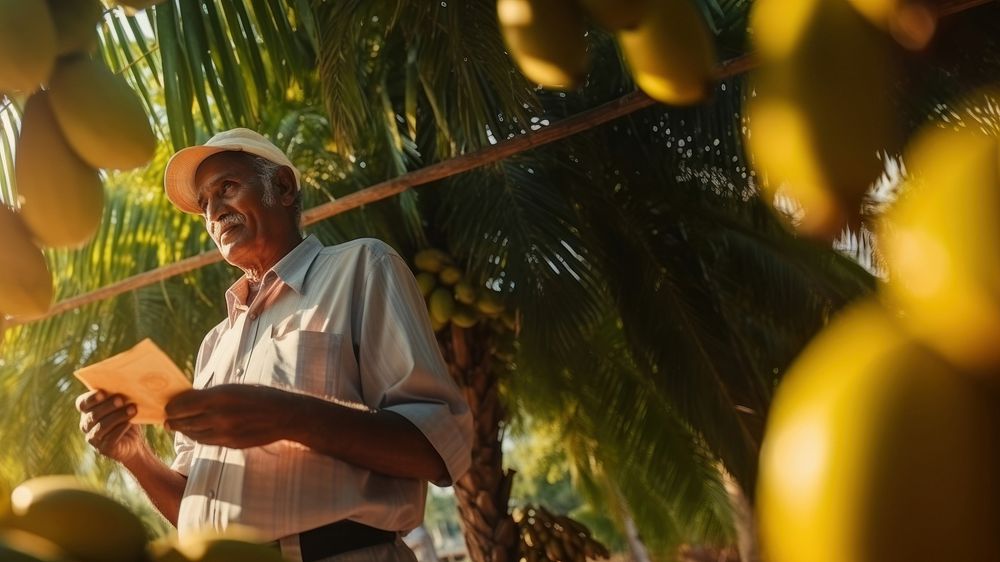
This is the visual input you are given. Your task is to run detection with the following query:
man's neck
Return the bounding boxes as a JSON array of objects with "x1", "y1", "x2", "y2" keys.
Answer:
[
  {"x1": 237, "y1": 234, "x2": 304, "y2": 284},
  {"x1": 246, "y1": 278, "x2": 262, "y2": 305}
]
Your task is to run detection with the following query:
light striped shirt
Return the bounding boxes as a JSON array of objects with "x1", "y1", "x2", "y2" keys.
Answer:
[{"x1": 170, "y1": 235, "x2": 473, "y2": 541}]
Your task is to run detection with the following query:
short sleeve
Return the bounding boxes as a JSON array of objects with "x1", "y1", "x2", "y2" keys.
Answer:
[{"x1": 356, "y1": 250, "x2": 473, "y2": 485}]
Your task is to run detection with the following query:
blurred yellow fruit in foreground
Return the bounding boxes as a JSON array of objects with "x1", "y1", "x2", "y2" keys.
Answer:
[
  {"x1": 498, "y1": 0, "x2": 589, "y2": 89},
  {"x1": 47, "y1": 0, "x2": 103, "y2": 56},
  {"x1": 0, "y1": 476, "x2": 10, "y2": 517},
  {"x1": 0, "y1": 0, "x2": 56, "y2": 93},
  {"x1": 847, "y1": 0, "x2": 936, "y2": 49},
  {"x1": 172, "y1": 526, "x2": 287, "y2": 562},
  {"x1": 881, "y1": 126, "x2": 1000, "y2": 374},
  {"x1": 0, "y1": 205, "x2": 54, "y2": 317},
  {"x1": 48, "y1": 56, "x2": 156, "y2": 170},
  {"x1": 16, "y1": 91, "x2": 105, "y2": 248},
  {"x1": 747, "y1": 0, "x2": 896, "y2": 239},
  {"x1": 7, "y1": 476, "x2": 149, "y2": 562},
  {"x1": 187, "y1": 538, "x2": 288, "y2": 562},
  {"x1": 618, "y1": 0, "x2": 715, "y2": 105},
  {"x1": 0, "y1": 529, "x2": 70, "y2": 562},
  {"x1": 758, "y1": 301, "x2": 1000, "y2": 562}
]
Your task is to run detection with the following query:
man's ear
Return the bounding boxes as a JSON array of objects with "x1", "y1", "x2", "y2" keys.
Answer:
[{"x1": 275, "y1": 166, "x2": 298, "y2": 206}]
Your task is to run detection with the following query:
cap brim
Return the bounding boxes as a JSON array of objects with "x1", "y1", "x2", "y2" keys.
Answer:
[{"x1": 163, "y1": 145, "x2": 233, "y2": 214}]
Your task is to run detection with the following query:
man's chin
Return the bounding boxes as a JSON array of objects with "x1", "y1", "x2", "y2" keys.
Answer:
[{"x1": 216, "y1": 237, "x2": 248, "y2": 263}]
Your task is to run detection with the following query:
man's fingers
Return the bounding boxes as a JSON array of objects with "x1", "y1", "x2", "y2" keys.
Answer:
[
  {"x1": 84, "y1": 404, "x2": 136, "y2": 442},
  {"x1": 98, "y1": 418, "x2": 134, "y2": 450},
  {"x1": 164, "y1": 388, "x2": 206, "y2": 418},
  {"x1": 82, "y1": 394, "x2": 130, "y2": 426},
  {"x1": 79, "y1": 411, "x2": 95, "y2": 433},
  {"x1": 75, "y1": 389, "x2": 106, "y2": 412},
  {"x1": 165, "y1": 412, "x2": 210, "y2": 434}
]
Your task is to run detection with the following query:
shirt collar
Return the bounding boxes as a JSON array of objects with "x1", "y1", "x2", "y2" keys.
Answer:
[{"x1": 223, "y1": 235, "x2": 324, "y2": 323}]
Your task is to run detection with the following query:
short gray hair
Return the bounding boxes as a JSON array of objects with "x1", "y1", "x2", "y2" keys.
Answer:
[{"x1": 253, "y1": 156, "x2": 302, "y2": 226}]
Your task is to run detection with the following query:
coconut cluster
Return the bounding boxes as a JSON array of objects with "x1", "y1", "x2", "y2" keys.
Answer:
[
  {"x1": 411, "y1": 248, "x2": 516, "y2": 334},
  {"x1": 513, "y1": 505, "x2": 610, "y2": 562}
]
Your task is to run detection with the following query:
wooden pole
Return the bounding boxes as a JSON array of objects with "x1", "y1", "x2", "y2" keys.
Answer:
[
  {"x1": 3, "y1": 52, "x2": 752, "y2": 329},
  {"x1": 3, "y1": 0, "x2": 994, "y2": 329}
]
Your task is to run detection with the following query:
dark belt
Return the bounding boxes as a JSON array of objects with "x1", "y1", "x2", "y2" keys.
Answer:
[{"x1": 270, "y1": 520, "x2": 397, "y2": 562}]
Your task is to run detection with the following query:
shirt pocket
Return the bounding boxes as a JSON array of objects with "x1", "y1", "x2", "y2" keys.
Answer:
[{"x1": 266, "y1": 329, "x2": 358, "y2": 400}]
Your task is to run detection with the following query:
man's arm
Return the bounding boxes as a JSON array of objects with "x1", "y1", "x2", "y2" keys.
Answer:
[
  {"x1": 164, "y1": 385, "x2": 449, "y2": 482},
  {"x1": 119, "y1": 446, "x2": 189, "y2": 526},
  {"x1": 77, "y1": 390, "x2": 188, "y2": 525},
  {"x1": 290, "y1": 395, "x2": 449, "y2": 482}
]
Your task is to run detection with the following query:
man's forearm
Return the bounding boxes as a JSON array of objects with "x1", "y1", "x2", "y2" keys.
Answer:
[
  {"x1": 120, "y1": 446, "x2": 188, "y2": 526},
  {"x1": 286, "y1": 393, "x2": 449, "y2": 482}
]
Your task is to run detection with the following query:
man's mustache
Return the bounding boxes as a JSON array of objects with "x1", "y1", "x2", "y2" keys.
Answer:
[{"x1": 212, "y1": 214, "x2": 245, "y2": 236}]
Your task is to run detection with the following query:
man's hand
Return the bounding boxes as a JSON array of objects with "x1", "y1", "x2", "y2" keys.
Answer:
[
  {"x1": 76, "y1": 390, "x2": 145, "y2": 463},
  {"x1": 164, "y1": 384, "x2": 297, "y2": 449}
]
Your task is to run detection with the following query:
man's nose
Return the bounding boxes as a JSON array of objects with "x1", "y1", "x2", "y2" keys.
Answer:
[{"x1": 204, "y1": 197, "x2": 225, "y2": 223}]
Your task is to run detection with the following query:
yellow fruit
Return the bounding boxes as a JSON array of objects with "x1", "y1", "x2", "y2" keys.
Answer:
[
  {"x1": 758, "y1": 301, "x2": 1000, "y2": 562},
  {"x1": 183, "y1": 538, "x2": 286, "y2": 562},
  {"x1": 0, "y1": 529, "x2": 70, "y2": 562},
  {"x1": 747, "y1": 0, "x2": 896, "y2": 239},
  {"x1": 0, "y1": 476, "x2": 9, "y2": 517},
  {"x1": 846, "y1": 0, "x2": 936, "y2": 50},
  {"x1": 497, "y1": 0, "x2": 589, "y2": 89},
  {"x1": 413, "y1": 248, "x2": 450, "y2": 273},
  {"x1": 0, "y1": 0, "x2": 56, "y2": 93},
  {"x1": 454, "y1": 281, "x2": 476, "y2": 305},
  {"x1": 439, "y1": 266, "x2": 462, "y2": 286},
  {"x1": 880, "y1": 126, "x2": 1000, "y2": 374},
  {"x1": 0, "y1": 206, "x2": 53, "y2": 317},
  {"x1": 48, "y1": 55, "x2": 156, "y2": 170},
  {"x1": 452, "y1": 305, "x2": 478, "y2": 329},
  {"x1": 429, "y1": 288, "x2": 455, "y2": 324},
  {"x1": 415, "y1": 272, "x2": 437, "y2": 297},
  {"x1": 617, "y1": 0, "x2": 716, "y2": 105},
  {"x1": 8, "y1": 476, "x2": 149, "y2": 562},
  {"x1": 149, "y1": 538, "x2": 192, "y2": 562},
  {"x1": 47, "y1": 0, "x2": 103, "y2": 56},
  {"x1": 579, "y1": 0, "x2": 649, "y2": 30},
  {"x1": 16, "y1": 91, "x2": 104, "y2": 248},
  {"x1": 848, "y1": 0, "x2": 902, "y2": 25},
  {"x1": 174, "y1": 527, "x2": 281, "y2": 562},
  {"x1": 475, "y1": 292, "x2": 505, "y2": 316}
]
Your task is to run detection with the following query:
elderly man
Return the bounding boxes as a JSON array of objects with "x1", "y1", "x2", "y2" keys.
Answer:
[{"x1": 76, "y1": 128, "x2": 472, "y2": 562}]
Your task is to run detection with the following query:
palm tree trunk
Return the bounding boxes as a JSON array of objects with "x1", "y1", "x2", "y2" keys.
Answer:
[
  {"x1": 621, "y1": 509, "x2": 652, "y2": 562},
  {"x1": 441, "y1": 324, "x2": 519, "y2": 562}
]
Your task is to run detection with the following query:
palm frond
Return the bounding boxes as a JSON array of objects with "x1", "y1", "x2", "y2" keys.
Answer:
[{"x1": 508, "y1": 314, "x2": 736, "y2": 554}]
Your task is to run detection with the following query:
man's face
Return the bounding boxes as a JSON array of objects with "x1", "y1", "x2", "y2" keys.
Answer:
[{"x1": 194, "y1": 151, "x2": 289, "y2": 267}]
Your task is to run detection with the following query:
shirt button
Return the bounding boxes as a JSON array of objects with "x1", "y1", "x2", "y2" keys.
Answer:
[
  {"x1": 248, "y1": 313, "x2": 257, "y2": 321},
  {"x1": 207, "y1": 490, "x2": 215, "y2": 500},
  {"x1": 234, "y1": 367, "x2": 244, "y2": 377}
]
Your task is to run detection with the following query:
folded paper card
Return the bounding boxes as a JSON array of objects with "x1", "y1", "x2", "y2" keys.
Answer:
[{"x1": 74, "y1": 338, "x2": 192, "y2": 425}]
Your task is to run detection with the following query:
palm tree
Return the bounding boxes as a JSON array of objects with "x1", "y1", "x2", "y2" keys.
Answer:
[{"x1": 7, "y1": 0, "x2": 995, "y2": 559}]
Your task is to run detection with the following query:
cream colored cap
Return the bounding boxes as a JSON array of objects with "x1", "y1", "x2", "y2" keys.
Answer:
[{"x1": 163, "y1": 128, "x2": 300, "y2": 214}]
